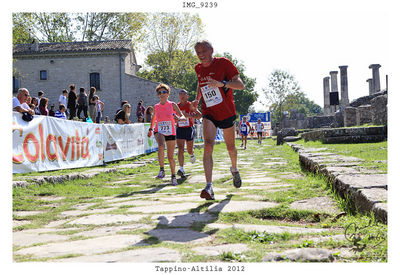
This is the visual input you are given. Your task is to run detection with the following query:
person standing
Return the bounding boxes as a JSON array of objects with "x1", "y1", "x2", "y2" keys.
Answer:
[
  {"x1": 58, "y1": 89, "x2": 69, "y2": 117},
  {"x1": 144, "y1": 106, "x2": 154, "y2": 123},
  {"x1": 93, "y1": 95, "x2": 104, "y2": 123},
  {"x1": 115, "y1": 103, "x2": 131, "y2": 124},
  {"x1": 147, "y1": 84, "x2": 186, "y2": 186},
  {"x1": 176, "y1": 89, "x2": 202, "y2": 178},
  {"x1": 76, "y1": 87, "x2": 88, "y2": 121},
  {"x1": 192, "y1": 40, "x2": 245, "y2": 200},
  {"x1": 136, "y1": 100, "x2": 145, "y2": 122},
  {"x1": 239, "y1": 116, "x2": 251, "y2": 150},
  {"x1": 256, "y1": 118, "x2": 264, "y2": 145},
  {"x1": 88, "y1": 87, "x2": 97, "y2": 120},
  {"x1": 38, "y1": 97, "x2": 49, "y2": 116},
  {"x1": 37, "y1": 90, "x2": 44, "y2": 106},
  {"x1": 67, "y1": 84, "x2": 77, "y2": 120}
]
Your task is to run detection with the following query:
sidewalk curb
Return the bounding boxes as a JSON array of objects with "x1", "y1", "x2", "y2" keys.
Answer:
[{"x1": 288, "y1": 143, "x2": 387, "y2": 223}]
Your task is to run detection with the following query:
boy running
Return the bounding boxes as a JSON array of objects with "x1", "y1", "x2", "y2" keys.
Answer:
[
  {"x1": 176, "y1": 89, "x2": 202, "y2": 178},
  {"x1": 239, "y1": 116, "x2": 251, "y2": 150}
]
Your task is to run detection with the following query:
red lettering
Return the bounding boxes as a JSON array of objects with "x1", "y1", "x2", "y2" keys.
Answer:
[
  {"x1": 39, "y1": 123, "x2": 45, "y2": 161},
  {"x1": 76, "y1": 130, "x2": 80, "y2": 160},
  {"x1": 23, "y1": 133, "x2": 39, "y2": 163},
  {"x1": 12, "y1": 124, "x2": 24, "y2": 163},
  {"x1": 81, "y1": 137, "x2": 90, "y2": 159},
  {"x1": 46, "y1": 134, "x2": 58, "y2": 161},
  {"x1": 71, "y1": 136, "x2": 75, "y2": 160},
  {"x1": 58, "y1": 136, "x2": 70, "y2": 161}
]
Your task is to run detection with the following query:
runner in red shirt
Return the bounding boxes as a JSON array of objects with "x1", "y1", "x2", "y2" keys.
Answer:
[
  {"x1": 192, "y1": 40, "x2": 245, "y2": 200},
  {"x1": 176, "y1": 89, "x2": 202, "y2": 178}
]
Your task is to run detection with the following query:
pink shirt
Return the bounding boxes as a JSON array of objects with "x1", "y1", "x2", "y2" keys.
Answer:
[{"x1": 154, "y1": 100, "x2": 176, "y2": 136}]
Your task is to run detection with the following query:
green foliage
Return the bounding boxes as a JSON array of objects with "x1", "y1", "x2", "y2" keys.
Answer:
[{"x1": 12, "y1": 12, "x2": 147, "y2": 44}]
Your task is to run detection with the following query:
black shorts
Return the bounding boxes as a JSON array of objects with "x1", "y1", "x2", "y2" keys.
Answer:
[
  {"x1": 203, "y1": 115, "x2": 236, "y2": 129},
  {"x1": 257, "y1": 132, "x2": 263, "y2": 137},
  {"x1": 155, "y1": 132, "x2": 176, "y2": 141},
  {"x1": 176, "y1": 126, "x2": 195, "y2": 141}
]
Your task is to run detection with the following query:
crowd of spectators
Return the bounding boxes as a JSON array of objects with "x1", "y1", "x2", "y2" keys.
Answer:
[{"x1": 13, "y1": 85, "x2": 153, "y2": 125}]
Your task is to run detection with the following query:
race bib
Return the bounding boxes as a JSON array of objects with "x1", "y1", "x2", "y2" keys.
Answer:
[
  {"x1": 178, "y1": 118, "x2": 190, "y2": 127},
  {"x1": 157, "y1": 121, "x2": 173, "y2": 135},
  {"x1": 241, "y1": 125, "x2": 247, "y2": 132},
  {"x1": 201, "y1": 85, "x2": 223, "y2": 107}
]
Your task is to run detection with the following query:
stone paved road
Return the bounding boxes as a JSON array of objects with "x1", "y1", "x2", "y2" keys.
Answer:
[{"x1": 13, "y1": 139, "x2": 357, "y2": 263}]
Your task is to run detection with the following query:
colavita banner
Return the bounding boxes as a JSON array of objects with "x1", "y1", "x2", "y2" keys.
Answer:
[{"x1": 12, "y1": 112, "x2": 103, "y2": 173}]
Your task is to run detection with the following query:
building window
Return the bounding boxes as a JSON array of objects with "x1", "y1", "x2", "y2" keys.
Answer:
[
  {"x1": 90, "y1": 73, "x2": 100, "y2": 90},
  {"x1": 13, "y1": 76, "x2": 19, "y2": 93},
  {"x1": 40, "y1": 70, "x2": 47, "y2": 80}
]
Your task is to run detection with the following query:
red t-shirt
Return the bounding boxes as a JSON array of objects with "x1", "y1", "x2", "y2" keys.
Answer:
[
  {"x1": 195, "y1": 57, "x2": 239, "y2": 121},
  {"x1": 177, "y1": 101, "x2": 194, "y2": 128}
]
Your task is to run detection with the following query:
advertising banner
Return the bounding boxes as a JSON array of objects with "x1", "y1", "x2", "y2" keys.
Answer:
[
  {"x1": 143, "y1": 123, "x2": 159, "y2": 154},
  {"x1": 103, "y1": 123, "x2": 146, "y2": 162},
  {"x1": 12, "y1": 112, "x2": 103, "y2": 173}
]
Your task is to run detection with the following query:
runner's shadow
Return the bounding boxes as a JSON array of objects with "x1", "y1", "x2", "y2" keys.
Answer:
[
  {"x1": 115, "y1": 182, "x2": 170, "y2": 198},
  {"x1": 139, "y1": 195, "x2": 233, "y2": 245}
]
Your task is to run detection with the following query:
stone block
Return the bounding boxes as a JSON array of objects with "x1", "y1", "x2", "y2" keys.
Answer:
[
  {"x1": 371, "y1": 95, "x2": 387, "y2": 125},
  {"x1": 356, "y1": 105, "x2": 372, "y2": 125},
  {"x1": 353, "y1": 188, "x2": 387, "y2": 213},
  {"x1": 344, "y1": 107, "x2": 357, "y2": 127}
]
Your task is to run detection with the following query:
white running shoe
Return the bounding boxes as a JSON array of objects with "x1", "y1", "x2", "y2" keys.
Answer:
[
  {"x1": 190, "y1": 154, "x2": 196, "y2": 164},
  {"x1": 171, "y1": 177, "x2": 178, "y2": 186}
]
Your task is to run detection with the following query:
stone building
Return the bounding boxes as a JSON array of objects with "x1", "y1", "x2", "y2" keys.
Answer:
[{"x1": 12, "y1": 40, "x2": 179, "y2": 120}]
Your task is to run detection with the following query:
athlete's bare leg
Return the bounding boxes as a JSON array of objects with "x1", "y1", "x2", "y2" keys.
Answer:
[
  {"x1": 202, "y1": 118, "x2": 217, "y2": 183},
  {"x1": 176, "y1": 139, "x2": 185, "y2": 167},
  {"x1": 154, "y1": 133, "x2": 165, "y2": 168},
  {"x1": 166, "y1": 139, "x2": 176, "y2": 175},
  {"x1": 222, "y1": 125, "x2": 238, "y2": 169}
]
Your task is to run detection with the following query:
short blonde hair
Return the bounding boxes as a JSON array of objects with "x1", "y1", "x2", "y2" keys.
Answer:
[{"x1": 155, "y1": 83, "x2": 170, "y2": 93}]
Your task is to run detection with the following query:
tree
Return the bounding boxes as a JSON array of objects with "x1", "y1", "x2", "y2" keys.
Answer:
[
  {"x1": 137, "y1": 13, "x2": 204, "y2": 96},
  {"x1": 263, "y1": 70, "x2": 301, "y2": 128},
  {"x1": 12, "y1": 12, "x2": 147, "y2": 44},
  {"x1": 215, "y1": 52, "x2": 258, "y2": 116}
]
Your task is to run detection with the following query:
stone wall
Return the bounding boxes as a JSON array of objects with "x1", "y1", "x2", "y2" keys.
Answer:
[{"x1": 371, "y1": 95, "x2": 388, "y2": 125}]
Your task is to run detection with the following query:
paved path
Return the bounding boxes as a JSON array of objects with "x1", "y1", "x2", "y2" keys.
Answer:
[{"x1": 13, "y1": 139, "x2": 359, "y2": 263}]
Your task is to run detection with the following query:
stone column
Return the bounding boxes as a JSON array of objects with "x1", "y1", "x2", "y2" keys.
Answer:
[
  {"x1": 323, "y1": 77, "x2": 330, "y2": 115},
  {"x1": 366, "y1": 79, "x2": 374, "y2": 95},
  {"x1": 339, "y1": 65, "x2": 349, "y2": 107},
  {"x1": 329, "y1": 71, "x2": 339, "y2": 113},
  {"x1": 369, "y1": 64, "x2": 381, "y2": 94}
]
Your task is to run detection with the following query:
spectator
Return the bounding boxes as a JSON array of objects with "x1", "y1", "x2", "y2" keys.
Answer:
[
  {"x1": 144, "y1": 106, "x2": 154, "y2": 123},
  {"x1": 136, "y1": 100, "x2": 145, "y2": 121},
  {"x1": 13, "y1": 88, "x2": 34, "y2": 115},
  {"x1": 39, "y1": 97, "x2": 49, "y2": 116},
  {"x1": 77, "y1": 87, "x2": 88, "y2": 121},
  {"x1": 49, "y1": 105, "x2": 56, "y2": 117},
  {"x1": 54, "y1": 104, "x2": 67, "y2": 119},
  {"x1": 115, "y1": 103, "x2": 131, "y2": 124},
  {"x1": 67, "y1": 84, "x2": 77, "y2": 119},
  {"x1": 104, "y1": 116, "x2": 111, "y2": 124},
  {"x1": 31, "y1": 97, "x2": 41, "y2": 115},
  {"x1": 93, "y1": 95, "x2": 104, "y2": 123},
  {"x1": 26, "y1": 96, "x2": 32, "y2": 106},
  {"x1": 37, "y1": 90, "x2": 44, "y2": 106},
  {"x1": 115, "y1": 100, "x2": 128, "y2": 115},
  {"x1": 88, "y1": 87, "x2": 97, "y2": 120}
]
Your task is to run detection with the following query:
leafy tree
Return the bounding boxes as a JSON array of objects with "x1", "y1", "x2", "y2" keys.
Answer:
[
  {"x1": 264, "y1": 69, "x2": 322, "y2": 127},
  {"x1": 263, "y1": 69, "x2": 301, "y2": 127},
  {"x1": 216, "y1": 52, "x2": 258, "y2": 116},
  {"x1": 12, "y1": 12, "x2": 147, "y2": 44}
]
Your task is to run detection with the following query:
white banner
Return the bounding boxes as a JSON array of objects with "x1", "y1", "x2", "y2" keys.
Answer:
[
  {"x1": 143, "y1": 123, "x2": 159, "y2": 154},
  {"x1": 12, "y1": 112, "x2": 103, "y2": 173},
  {"x1": 102, "y1": 123, "x2": 146, "y2": 162}
]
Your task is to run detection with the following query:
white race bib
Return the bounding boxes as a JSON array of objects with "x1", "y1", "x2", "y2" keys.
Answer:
[
  {"x1": 178, "y1": 118, "x2": 190, "y2": 127},
  {"x1": 201, "y1": 85, "x2": 223, "y2": 107},
  {"x1": 157, "y1": 121, "x2": 173, "y2": 135}
]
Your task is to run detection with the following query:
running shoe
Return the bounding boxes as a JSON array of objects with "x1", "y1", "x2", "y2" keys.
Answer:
[
  {"x1": 177, "y1": 169, "x2": 186, "y2": 178},
  {"x1": 231, "y1": 167, "x2": 242, "y2": 188},
  {"x1": 200, "y1": 185, "x2": 215, "y2": 200},
  {"x1": 190, "y1": 154, "x2": 196, "y2": 164},
  {"x1": 244, "y1": 146, "x2": 247, "y2": 150},
  {"x1": 156, "y1": 169, "x2": 165, "y2": 179},
  {"x1": 240, "y1": 143, "x2": 243, "y2": 147},
  {"x1": 171, "y1": 176, "x2": 178, "y2": 186}
]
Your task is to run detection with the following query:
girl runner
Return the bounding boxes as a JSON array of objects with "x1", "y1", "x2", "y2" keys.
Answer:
[{"x1": 148, "y1": 84, "x2": 186, "y2": 186}]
